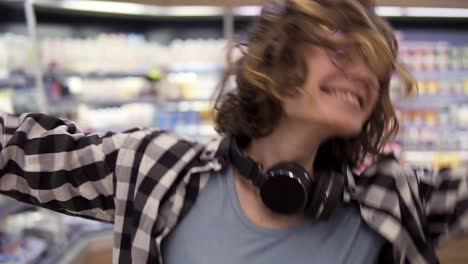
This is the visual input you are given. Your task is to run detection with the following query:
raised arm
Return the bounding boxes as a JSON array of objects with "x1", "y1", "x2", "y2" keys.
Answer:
[{"x1": 0, "y1": 112, "x2": 132, "y2": 222}]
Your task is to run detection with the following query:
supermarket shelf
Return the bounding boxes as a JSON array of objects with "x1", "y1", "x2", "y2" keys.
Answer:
[
  {"x1": 0, "y1": 77, "x2": 27, "y2": 88},
  {"x1": 179, "y1": 133, "x2": 220, "y2": 143},
  {"x1": 178, "y1": 131, "x2": 218, "y2": 138},
  {"x1": 78, "y1": 97, "x2": 211, "y2": 108},
  {"x1": 39, "y1": 226, "x2": 113, "y2": 264},
  {"x1": 47, "y1": 64, "x2": 223, "y2": 79},
  {"x1": 166, "y1": 63, "x2": 224, "y2": 73},
  {"x1": 25, "y1": 97, "x2": 212, "y2": 110},
  {"x1": 394, "y1": 94, "x2": 468, "y2": 109},
  {"x1": 412, "y1": 69, "x2": 468, "y2": 80},
  {"x1": 402, "y1": 123, "x2": 468, "y2": 130},
  {"x1": 402, "y1": 150, "x2": 468, "y2": 164},
  {"x1": 402, "y1": 147, "x2": 468, "y2": 152},
  {"x1": 164, "y1": 98, "x2": 212, "y2": 103},
  {"x1": 25, "y1": 238, "x2": 48, "y2": 264},
  {"x1": 47, "y1": 98, "x2": 78, "y2": 113},
  {"x1": 0, "y1": 72, "x2": 154, "y2": 91},
  {"x1": 55, "y1": 71, "x2": 152, "y2": 79},
  {"x1": 0, "y1": 236, "x2": 48, "y2": 264},
  {"x1": 78, "y1": 97, "x2": 160, "y2": 107},
  {"x1": 0, "y1": 79, "x2": 12, "y2": 88},
  {"x1": 0, "y1": 200, "x2": 37, "y2": 221}
]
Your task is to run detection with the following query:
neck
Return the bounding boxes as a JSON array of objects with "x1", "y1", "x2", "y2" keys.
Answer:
[
  {"x1": 245, "y1": 117, "x2": 329, "y2": 173},
  {"x1": 233, "y1": 117, "x2": 330, "y2": 229}
]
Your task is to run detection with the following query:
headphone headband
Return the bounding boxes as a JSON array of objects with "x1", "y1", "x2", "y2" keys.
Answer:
[{"x1": 228, "y1": 137, "x2": 265, "y2": 186}]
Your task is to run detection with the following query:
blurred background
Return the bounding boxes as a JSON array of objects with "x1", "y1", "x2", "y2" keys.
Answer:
[{"x1": 0, "y1": 0, "x2": 467, "y2": 263}]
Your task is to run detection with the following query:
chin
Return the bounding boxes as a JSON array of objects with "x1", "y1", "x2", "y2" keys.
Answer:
[{"x1": 329, "y1": 121, "x2": 363, "y2": 138}]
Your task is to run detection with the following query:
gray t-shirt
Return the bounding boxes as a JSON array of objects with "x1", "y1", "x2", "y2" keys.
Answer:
[{"x1": 162, "y1": 166, "x2": 384, "y2": 264}]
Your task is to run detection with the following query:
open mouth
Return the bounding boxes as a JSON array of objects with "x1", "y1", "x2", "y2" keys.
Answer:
[{"x1": 320, "y1": 85, "x2": 364, "y2": 109}]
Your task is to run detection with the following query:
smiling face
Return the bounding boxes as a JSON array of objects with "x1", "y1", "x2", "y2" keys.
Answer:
[
  {"x1": 281, "y1": 43, "x2": 380, "y2": 139},
  {"x1": 215, "y1": 0, "x2": 412, "y2": 168}
]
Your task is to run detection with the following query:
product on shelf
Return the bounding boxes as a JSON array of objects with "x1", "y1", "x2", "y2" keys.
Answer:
[
  {"x1": 399, "y1": 41, "x2": 468, "y2": 72},
  {"x1": 401, "y1": 151, "x2": 468, "y2": 170},
  {"x1": 0, "y1": 34, "x2": 32, "y2": 74},
  {"x1": 0, "y1": 233, "x2": 47, "y2": 264},
  {"x1": 0, "y1": 195, "x2": 112, "y2": 264},
  {"x1": 162, "y1": 71, "x2": 220, "y2": 100},
  {"x1": 156, "y1": 101, "x2": 216, "y2": 139},
  {"x1": 41, "y1": 35, "x2": 226, "y2": 73},
  {"x1": 77, "y1": 103, "x2": 156, "y2": 132},
  {"x1": 67, "y1": 77, "x2": 151, "y2": 102},
  {"x1": 0, "y1": 89, "x2": 13, "y2": 114},
  {"x1": 155, "y1": 100, "x2": 216, "y2": 140},
  {"x1": 391, "y1": 36, "x2": 468, "y2": 168},
  {"x1": 2, "y1": 33, "x2": 226, "y2": 139}
]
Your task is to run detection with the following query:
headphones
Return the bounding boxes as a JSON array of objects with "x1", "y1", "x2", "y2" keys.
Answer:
[{"x1": 224, "y1": 136, "x2": 345, "y2": 219}]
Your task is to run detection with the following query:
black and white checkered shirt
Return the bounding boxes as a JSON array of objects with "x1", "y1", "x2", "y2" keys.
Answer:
[{"x1": 0, "y1": 112, "x2": 466, "y2": 264}]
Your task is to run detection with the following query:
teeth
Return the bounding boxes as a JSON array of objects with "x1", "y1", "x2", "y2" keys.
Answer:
[{"x1": 330, "y1": 90, "x2": 360, "y2": 107}]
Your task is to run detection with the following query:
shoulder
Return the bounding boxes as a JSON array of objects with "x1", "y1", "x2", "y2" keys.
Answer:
[
  {"x1": 119, "y1": 128, "x2": 200, "y2": 152},
  {"x1": 358, "y1": 155, "x2": 417, "y2": 186},
  {"x1": 117, "y1": 128, "x2": 225, "y2": 167},
  {"x1": 354, "y1": 154, "x2": 427, "y2": 205}
]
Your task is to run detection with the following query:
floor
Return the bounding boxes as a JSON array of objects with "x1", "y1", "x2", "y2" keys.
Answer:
[{"x1": 438, "y1": 236, "x2": 468, "y2": 264}]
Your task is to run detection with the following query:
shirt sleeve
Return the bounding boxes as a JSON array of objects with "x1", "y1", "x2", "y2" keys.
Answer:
[
  {"x1": 0, "y1": 112, "x2": 133, "y2": 222},
  {"x1": 418, "y1": 165, "x2": 468, "y2": 246}
]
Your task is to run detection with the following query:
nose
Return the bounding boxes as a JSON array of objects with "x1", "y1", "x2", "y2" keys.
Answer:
[{"x1": 345, "y1": 57, "x2": 379, "y2": 91}]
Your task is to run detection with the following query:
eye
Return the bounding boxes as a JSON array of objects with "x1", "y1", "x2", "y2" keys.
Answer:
[
  {"x1": 334, "y1": 49, "x2": 345, "y2": 56},
  {"x1": 328, "y1": 48, "x2": 352, "y2": 66}
]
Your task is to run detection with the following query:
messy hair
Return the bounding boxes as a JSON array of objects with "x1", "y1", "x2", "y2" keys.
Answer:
[{"x1": 214, "y1": 0, "x2": 415, "y2": 170}]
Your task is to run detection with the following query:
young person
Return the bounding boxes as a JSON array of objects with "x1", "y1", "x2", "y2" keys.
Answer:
[{"x1": 0, "y1": 0, "x2": 466, "y2": 263}]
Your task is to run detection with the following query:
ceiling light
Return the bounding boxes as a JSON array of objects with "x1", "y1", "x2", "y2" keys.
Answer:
[
  {"x1": 232, "y1": 6, "x2": 262, "y2": 17},
  {"x1": 232, "y1": 5, "x2": 468, "y2": 18},
  {"x1": 374, "y1": 7, "x2": 404, "y2": 17},
  {"x1": 33, "y1": 0, "x2": 225, "y2": 17},
  {"x1": 405, "y1": 7, "x2": 468, "y2": 18}
]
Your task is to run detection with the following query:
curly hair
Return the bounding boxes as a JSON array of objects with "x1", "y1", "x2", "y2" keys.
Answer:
[{"x1": 214, "y1": 0, "x2": 416, "y2": 170}]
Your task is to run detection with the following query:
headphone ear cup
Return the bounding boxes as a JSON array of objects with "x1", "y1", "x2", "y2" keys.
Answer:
[
  {"x1": 305, "y1": 171, "x2": 329, "y2": 219},
  {"x1": 305, "y1": 170, "x2": 345, "y2": 219},
  {"x1": 260, "y1": 163, "x2": 312, "y2": 215}
]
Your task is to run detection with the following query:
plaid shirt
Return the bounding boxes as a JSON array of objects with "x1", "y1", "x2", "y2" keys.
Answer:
[{"x1": 0, "y1": 112, "x2": 467, "y2": 264}]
